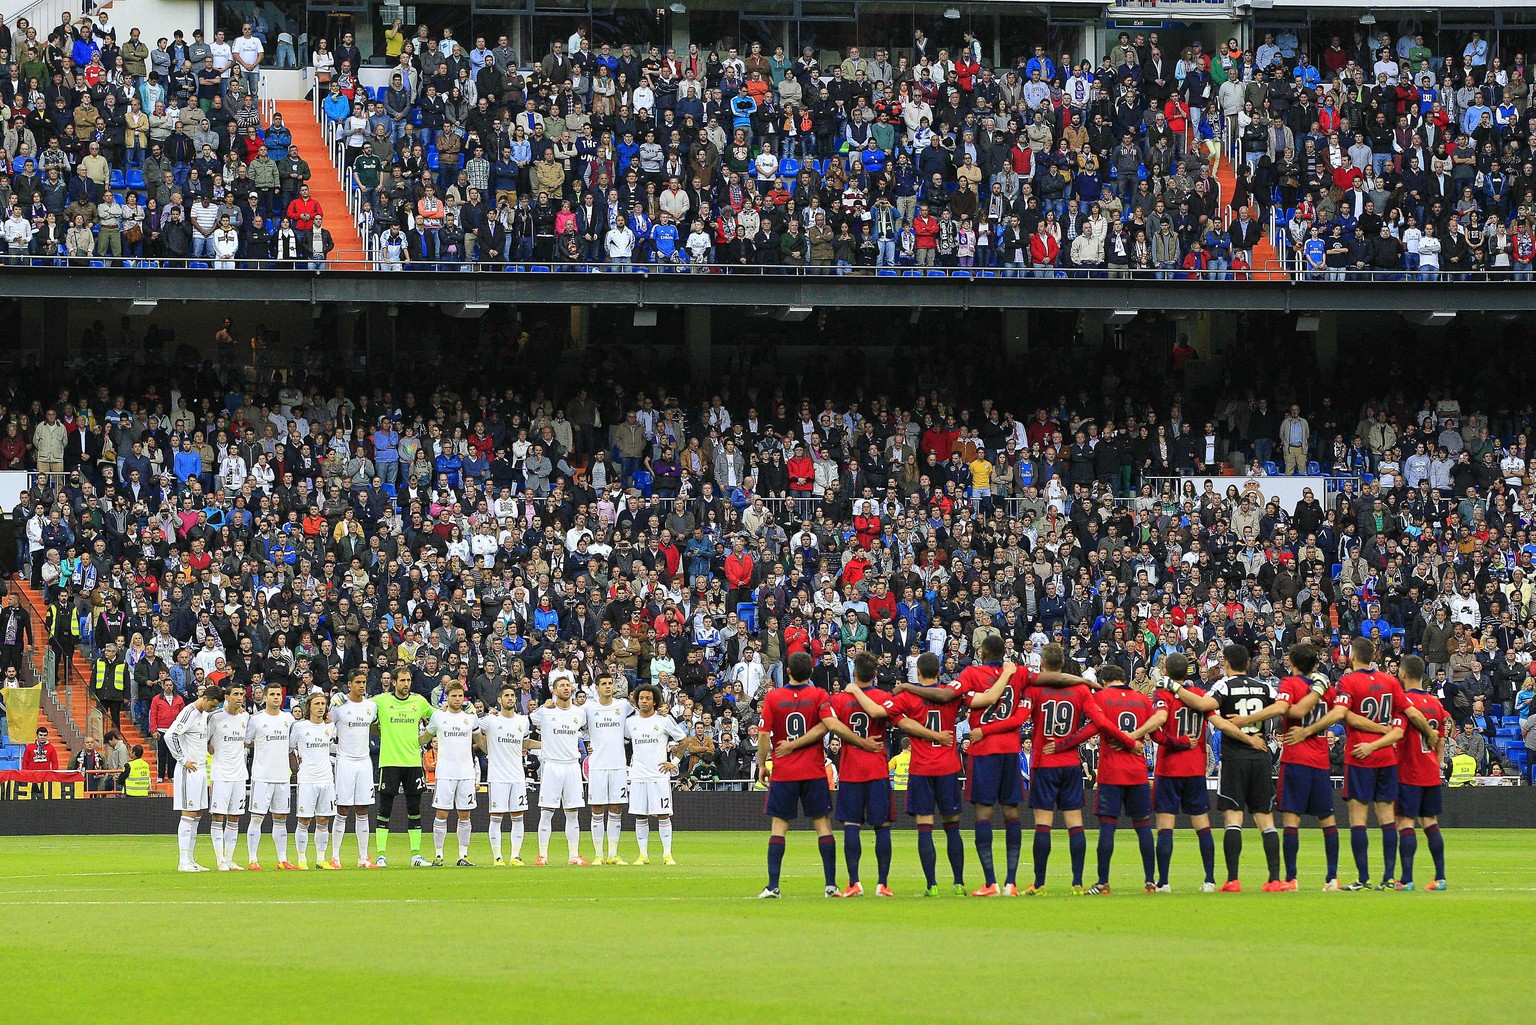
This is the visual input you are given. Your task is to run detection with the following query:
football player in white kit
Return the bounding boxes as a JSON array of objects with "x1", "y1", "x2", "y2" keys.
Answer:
[
  {"x1": 245, "y1": 682, "x2": 297, "y2": 870},
  {"x1": 585, "y1": 673, "x2": 634, "y2": 864},
  {"x1": 290, "y1": 693, "x2": 339, "y2": 869},
  {"x1": 165, "y1": 684, "x2": 224, "y2": 872},
  {"x1": 626, "y1": 683, "x2": 687, "y2": 865},
  {"x1": 530, "y1": 670, "x2": 589, "y2": 866},
  {"x1": 330, "y1": 671, "x2": 379, "y2": 868},
  {"x1": 480, "y1": 683, "x2": 539, "y2": 865},
  {"x1": 207, "y1": 684, "x2": 251, "y2": 871},
  {"x1": 423, "y1": 681, "x2": 481, "y2": 866}
]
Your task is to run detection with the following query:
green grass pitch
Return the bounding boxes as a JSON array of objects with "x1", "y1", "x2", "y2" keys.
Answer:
[{"x1": 2, "y1": 829, "x2": 1529, "y2": 1022}]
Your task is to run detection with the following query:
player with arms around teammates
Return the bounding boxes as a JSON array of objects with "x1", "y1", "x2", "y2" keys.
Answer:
[
  {"x1": 423, "y1": 681, "x2": 482, "y2": 866},
  {"x1": 757, "y1": 651, "x2": 842, "y2": 898},
  {"x1": 330, "y1": 671, "x2": 379, "y2": 868},
  {"x1": 480, "y1": 683, "x2": 539, "y2": 866},
  {"x1": 290, "y1": 693, "x2": 340, "y2": 870},
  {"x1": 207, "y1": 683, "x2": 251, "y2": 872},
  {"x1": 166, "y1": 684, "x2": 224, "y2": 872},
  {"x1": 1087, "y1": 665, "x2": 1162, "y2": 894},
  {"x1": 1392, "y1": 655, "x2": 1452, "y2": 891},
  {"x1": 245, "y1": 681, "x2": 298, "y2": 870},
  {"x1": 818, "y1": 650, "x2": 902, "y2": 897},
  {"x1": 531, "y1": 670, "x2": 590, "y2": 866},
  {"x1": 627, "y1": 682, "x2": 688, "y2": 865},
  {"x1": 584, "y1": 673, "x2": 634, "y2": 865},
  {"x1": 1150, "y1": 654, "x2": 1217, "y2": 891}
]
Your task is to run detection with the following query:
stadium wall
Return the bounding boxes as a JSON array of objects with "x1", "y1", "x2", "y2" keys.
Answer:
[{"x1": 4, "y1": 790, "x2": 1534, "y2": 836}]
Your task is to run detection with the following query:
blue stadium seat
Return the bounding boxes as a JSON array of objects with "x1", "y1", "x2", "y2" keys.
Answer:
[
  {"x1": 1361, "y1": 473, "x2": 1375, "y2": 484},
  {"x1": 1330, "y1": 564, "x2": 1342, "y2": 580},
  {"x1": 381, "y1": 483, "x2": 397, "y2": 497},
  {"x1": 189, "y1": 261, "x2": 210, "y2": 269},
  {"x1": 979, "y1": 270, "x2": 998, "y2": 277},
  {"x1": 530, "y1": 265, "x2": 551, "y2": 272},
  {"x1": 779, "y1": 158, "x2": 800, "y2": 178},
  {"x1": 427, "y1": 153, "x2": 439, "y2": 170},
  {"x1": 1307, "y1": 461, "x2": 1321, "y2": 474},
  {"x1": 926, "y1": 269, "x2": 945, "y2": 277},
  {"x1": 876, "y1": 269, "x2": 896, "y2": 276},
  {"x1": 127, "y1": 169, "x2": 145, "y2": 189},
  {"x1": 109, "y1": 169, "x2": 125, "y2": 188},
  {"x1": 1263, "y1": 461, "x2": 1279, "y2": 475},
  {"x1": 736, "y1": 602, "x2": 757, "y2": 632},
  {"x1": 631, "y1": 470, "x2": 653, "y2": 497}
]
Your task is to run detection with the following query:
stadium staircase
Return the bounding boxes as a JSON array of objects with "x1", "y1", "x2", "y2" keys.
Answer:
[
  {"x1": 273, "y1": 100, "x2": 367, "y2": 266},
  {"x1": 1215, "y1": 152, "x2": 1283, "y2": 281},
  {"x1": 12, "y1": 581, "x2": 160, "y2": 788}
]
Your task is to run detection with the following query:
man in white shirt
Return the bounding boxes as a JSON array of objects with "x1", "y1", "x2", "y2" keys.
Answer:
[
  {"x1": 207, "y1": 684, "x2": 250, "y2": 871},
  {"x1": 232, "y1": 23, "x2": 264, "y2": 96},
  {"x1": 530, "y1": 671, "x2": 589, "y2": 865},
  {"x1": 423, "y1": 682, "x2": 481, "y2": 866},
  {"x1": 584, "y1": 675, "x2": 633, "y2": 863},
  {"x1": 481, "y1": 683, "x2": 536, "y2": 865},
  {"x1": 209, "y1": 29, "x2": 234, "y2": 77},
  {"x1": 244, "y1": 681, "x2": 296, "y2": 869},
  {"x1": 330, "y1": 671, "x2": 379, "y2": 867},
  {"x1": 165, "y1": 684, "x2": 223, "y2": 871}
]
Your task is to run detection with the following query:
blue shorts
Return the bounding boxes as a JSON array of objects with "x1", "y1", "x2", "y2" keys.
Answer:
[
  {"x1": 1095, "y1": 782, "x2": 1152, "y2": 821},
  {"x1": 1152, "y1": 775, "x2": 1209, "y2": 816},
  {"x1": 1395, "y1": 783, "x2": 1443, "y2": 820},
  {"x1": 764, "y1": 778, "x2": 831, "y2": 821},
  {"x1": 835, "y1": 779, "x2": 894, "y2": 825},
  {"x1": 1028, "y1": 765, "x2": 1085, "y2": 812},
  {"x1": 1277, "y1": 763, "x2": 1336, "y2": 819},
  {"x1": 905, "y1": 773, "x2": 963, "y2": 818},
  {"x1": 1344, "y1": 764, "x2": 1399, "y2": 804},
  {"x1": 966, "y1": 753, "x2": 1024, "y2": 808}
]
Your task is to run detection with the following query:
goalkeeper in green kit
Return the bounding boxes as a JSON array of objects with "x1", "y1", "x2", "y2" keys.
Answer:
[{"x1": 371, "y1": 667, "x2": 435, "y2": 867}]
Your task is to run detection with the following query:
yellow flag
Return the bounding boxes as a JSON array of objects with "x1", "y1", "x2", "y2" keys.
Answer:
[{"x1": 5, "y1": 685, "x2": 41, "y2": 744}]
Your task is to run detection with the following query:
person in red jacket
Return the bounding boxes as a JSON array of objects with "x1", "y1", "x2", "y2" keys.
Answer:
[
  {"x1": 1030, "y1": 223, "x2": 1060, "y2": 271},
  {"x1": 866, "y1": 578, "x2": 897, "y2": 622},
  {"x1": 853, "y1": 503, "x2": 881, "y2": 549},
  {"x1": 787, "y1": 443, "x2": 815, "y2": 518},
  {"x1": 148, "y1": 677, "x2": 186, "y2": 782},
  {"x1": 912, "y1": 204, "x2": 939, "y2": 267},
  {"x1": 723, "y1": 536, "x2": 755, "y2": 610},
  {"x1": 285, "y1": 183, "x2": 322, "y2": 235},
  {"x1": 22, "y1": 728, "x2": 59, "y2": 770}
]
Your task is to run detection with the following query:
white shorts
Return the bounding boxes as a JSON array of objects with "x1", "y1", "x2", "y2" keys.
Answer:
[
  {"x1": 587, "y1": 767, "x2": 629, "y2": 806},
  {"x1": 296, "y1": 782, "x2": 336, "y2": 819},
  {"x1": 433, "y1": 777, "x2": 478, "y2": 811},
  {"x1": 628, "y1": 779, "x2": 674, "y2": 817},
  {"x1": 209, "y1": 779, "x2": 248, "y2": 816},
  {"x1": 538, "y1": 761, "x2": 585, "y2": 810},
  {"x1": 335, "y1": 759, "x2": 375, "y2": 806},
  {"x1": 249, "y1": 781, "x2": 291, "y2": 816},
  {"x1": 488, "y1": 780, "x2": 528, "y2": 815},
  {"x1": 173, "y1": 764, "x2": 208, "y2": 813}
]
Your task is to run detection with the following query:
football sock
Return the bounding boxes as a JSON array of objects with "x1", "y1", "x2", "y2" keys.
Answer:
[
  {"x1": 332, "y1": 814, "x2": 345, "y2": 861},
  {"x1": 1067, "y1": 826, "x2": 1086, "y2": 887},
  {"x1": 1223, "y1": 825, "x2": 1243, "y2": 882},
  {"x1": 591, "y1": 815, "x2": 606, "y2": 861},
  {"x1": 509, "y1": 817, "x2": 525, "y2": 859},
  {"x1": 1350, "y1": 825, "x2": 1369, "y2": 883},
  {"x1": 944, "y1": 824, "x2": 965, "y2": 885},
  {"x1": 273, "y1": 818, "x2": 289, "y2": 862},
  {"x1": 177, "y1": 816, "x2": 195, "y2": 866},
  {"x1": 226, "y1": 822, "x2": 241, "y2": 863},
  {"x1": 1134, "y1": 821, "x2": 1155, "y2": 884},
  {"x1": 766, "y1": 835, "x2": 785, "y2": 889},
  {"x1": 975, "y1": 821, "x2": 996, "y2": 886},
  {"x1": 1032, "y1": 825, "x2": 1051, "y2": 888},
  {"x1": 489, "y1": 817, "x2": 503, "y2": 860},
  {"x1": 433, "y1": 817, "x2": 448, "y2": 857},
  {"x1": 355, "y1": 815, "x2": 369, "y2": 861},
  {"x1": 316, "y1": 822, "x2": 330, "y2": 860},
  {"x1": 874, "y1": 825, "x2": 892, "y2": 886},
  {"x1": 1323, "y1": 825, "x2": 1340, "y2": 881},
  {"x1": 1282, "y1": 827, "x2": 1300, "y2": 881},
  {"x1": 375, "y1": 807, "x2": 390, "y2": 855},
  {"x1": 843, "y1": 825, "x2": 863, "y2": 885},
  {"x1": 408, "y1": 826, "x2": 422, "y2": 856},
  {"x1": 1155, "y1": 829, "x2": 1174, "y2": 886},
  {"x1": 658, "y1": 819, "x2": 673, "y2": 857},
  {"x1": 1398, "y1": 827, "x2": 1417, "y2": 885},
  {"x1": 1425, "y1": 824, "x2": 1445, "y2": 878},
  {"x1": 1197, "y1": 826, "x2": 1215, "y2": 883},
  {"x1": 818, "y1": 834, "x2": 838, "y2": 887},
  {"x1": 1004, "y1": 819, "x2": 1023, "y2": 886},
  {"x1": 247, "y1": 818, "x2": 263, "y2": 863},
  {"x1": 538, "y1": 810, "x2": 555, "y2": 858},
  {"x1": 1095, "y1": 818, "x2": 1116, "y2": 886},
  {"x1": 635, "y1": 819, "x2": 650, "y2": 859},
  {"x1": 296, "y1": 822, "x2": 309, "y2": 861},
  {"x1": 917, "y1": 824, "x2": 938, "y2": 887},
  {"x1": 607, "y1": 812, "x2": 624, "y2": 859},
  {"x1": 208, "y1": 822, "x2": 223, "y2": 862},
  {"x1": 1380, "y1": 825, "x2": 1399, "y2": 882},
  {"x1": 564, "y1": 815, "x2": 581, "y2": 859},
  {"x1": 1261, "y1": 827, "x2": 1280, "y2": 883},
  {"x1": 457, "y1": 818, "x2": 471, "y2": 858}
]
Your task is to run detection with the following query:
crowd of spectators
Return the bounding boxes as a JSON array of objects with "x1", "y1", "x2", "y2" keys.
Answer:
[
  {"x1": 6, "y1": 329, "x2": 1536, "y2": 788},
  {"x1": 7, "y1": 12, "x2": 1536, "y2": 275}
]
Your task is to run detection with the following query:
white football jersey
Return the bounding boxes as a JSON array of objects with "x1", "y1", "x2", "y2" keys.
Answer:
[
  {"x1": 627, "y1": 713, "x2": 686, "y2": 782},
  {"x1": 330, "y1": 697, "x2": 378, "y2": 761},
  {"x1": 530, "y1": 704, "x2": 585, "y2": 764},
  {"x1": 165, "y1": 704, "x2": 213, "y2": 764},
  {"x1": 481, "y1": 712, "x2": 531, "y2": 783},
  {"x1": 246, "y1": 711, "x2": 295, "y2": 783},
  {"x1": 584, "y1": 699, "x2": 632, "y2": 771},
  {"x1": 427, "y1": 709, "x2": 480, "y2": 780},
  {"x1": 208, "y1": 708, "x2": 251, "y2": 782},
  {"x1": 289, "y1": 720, "x2": 337, "y2": 784}
]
